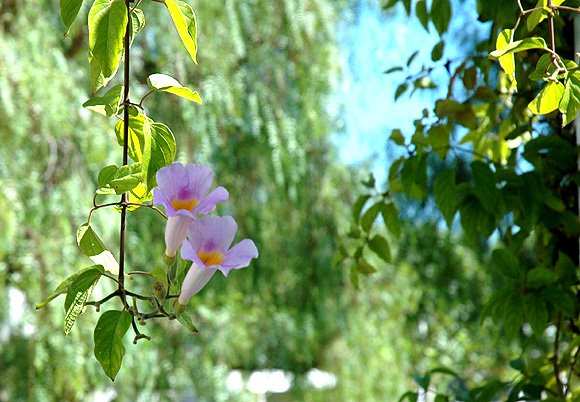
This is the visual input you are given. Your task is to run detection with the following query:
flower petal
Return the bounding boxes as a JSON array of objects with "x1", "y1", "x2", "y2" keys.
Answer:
[
  {"x1": 180, "y1": 237, "x2": 206, "y2": 268},
  {"x1": 156, "y1": 163, "x2": 187, "y2": 203},
  {"x1": 186, "y1": 215, "x2": 238, "y2": 253},
  {"x1": 183, "y1": 164, "x2": 214, "y2": 201},
  {"x1": 219, "y1": 239, "x2": 259, "y2": 276},
  {"x1": 153, "y1": 187, "x2": 177, "y2": 215},
  {"x1": 164, "y1": 215, "x2": 194, "y2": 257},
  {"x1": 177, "y1": 262, "x2": 217, "y2": 305},
  {"x1": 193, "y1": 186, "x2": 229, "y2": 215}
]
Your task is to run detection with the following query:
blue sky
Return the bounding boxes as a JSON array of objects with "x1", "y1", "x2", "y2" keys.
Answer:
[{"x1": 333, "y1": 0, "x2": 491, "y2": 184}]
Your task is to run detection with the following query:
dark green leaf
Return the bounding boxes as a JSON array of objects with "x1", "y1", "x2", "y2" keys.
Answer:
[
  {"x1": 401, "y1": 0, "x2": 411, "y2": 14},
  {"x1": 88, "y1": 0, "x2": 128, "y2": 80},
  {"x1": 394, "y1": 83, "x2": 408, "y2": 100},
  {"x1": 368, "y1": 235, "x2": 391, "y2": 263},
  {"x1": 492, "y1": 249, "x2": 520, "y2": 280},
  {"x1": 94, "y1": 310, "x2": 132, "y2": 381},
  {"x1": 407, "y1": 50, "x2": 419, "y2": 66},
  {"x1": 398, "y1": 391, "x2": 418, "y2": 402},
  {"x1": 416, "y1": 0, "x2": 429, "y2": 31},
  {"x1": 143, "y1": 120, "x2": 176, "y2": 192},
  {"x1": 384, "y1": 66, "x2": 403, "y2": 74},
  {"x1": 526, "y1": 267, "x2": 558, "y2": 288},
  {"x1": 362, "y1": 173, "x2": 375, "y2": 188},
  {"x1": 60, "y1": 0, "x2": 83, "y2": 35},
  {"x1": 433, "y1": 168, "x2": 456, "y2": 228},
  {"x1": 361, "y1": 202, "x2": 383, "y2": 232},
  {"x1": 390, "y1": 129, "x2": 405, "y2": 146},
  {"x1": 430, "y1": 366, "x2": 459, "y2": 377},
  {"x1": 472, "y1": 161, "x2": 501, "y2": 216},
  {"x1": 503, "y1": 295, "x2": 523, "y2": 338},
  {"x1": 76, "y1": 223, "x2": 119, "y2": 275},
  {"x1": 431, "y1": 40, "x2": 444, "y2": 62},
  {"x1": 542, "y1": 286, "x2": 577, "y2": 317},
  {"x1": 64, "y1": 265, "x2": 105, "y2": 335},
  {"x1": 165, "y1": 0, "x2": 198, "y2": 65},
  {"x1": 352, "y1": 194, "x2": 371, "y2": 223},
  {"x1": 463, "y1": 66, "x2": 477, "y2": 90},
  {"x1": 147, "y1": 73, "x2": 202, "y2": 104},
  {"x1": 36, "y1": 266, "x2": 102, "y2": 310},
  {"x1": 427, "y1": 124, "x2": 450, "y2": 159},
  {"x1": 177, "y1": 312, "x2": 198, "y2": 333},
  {"x1": 523, "y1": 294, "x2": 548, "y2": 336},
  {"x1": 413, "y1": 373, "x2": 430, "y2": 390},
  {"x1": 431, "y1": 0, "x2": 451, "y2": 36},
  {"x1": 381, "y1": 202, "x2": 401, "y2": 238}
]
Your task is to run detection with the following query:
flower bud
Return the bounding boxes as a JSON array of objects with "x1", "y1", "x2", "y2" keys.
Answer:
[
  {"x1": 173, "y1": 299, "x2": 187, "y2": 315},
  {"x1": 163, "y1": 253, "x2": 176, "y2": 266},
  {"x1": 153, "y1": 281, "x2": 166, "y2": 301}
]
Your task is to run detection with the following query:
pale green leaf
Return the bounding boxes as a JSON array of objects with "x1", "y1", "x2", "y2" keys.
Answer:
[
  {"x1": 357, "y1": 257, "x2": 377, "y2": 275},
  {"x1": 89, "y1": 52, "x2": 107, "y2": 94},
  {"x1": 88, "y1": 0, "x2": 128, "y2": 80},
  {"x1": 367, "y1": 235, "x2": 391, "y2": 263},
  {"x1": 142, "y1": 120, "x2": 176, "y2": 192},
  {"x1": 60, "y1": 0, "x2": 83, "y2": 36},
  {"x1": 97, "y1": 163, "x2": 143, "y2": 195},
  {"x1": 560, "y1": 72, "x2": 580, "y2": 126},
  {"x1": 129, "y1": 8, "x2": 145, "y2": 47},
  {"x1": 94, "y1": 310, "x2": 132, "y2": 381},
  {"x1": 147, "y1": 73, "x2": 202, "y2": 103},
  {"x1": 165, "y1": 0, "x2": 198, "y2": 65},
  {"x1": 489, "y1": 36, "x2": 547, "y2": 59},
  {"x1": 495, "y1": 29, "x2": 517, "y2": 90},
  {"x1": 83, "y1": 84, "x2": 124, "y2": 117},
  {"x1": 77, "y1": 223, "x2": 119, "y2": 275},
  {"x1": 528, "y1": 81, "x2": 565, "y2": 115},
  {"x1": 361, "y1": 202, "x2": 382, "y2": 232},
  {"x1": 177, "y1": 312, "x2": 199, "y2": 333},
  {"x1": 149, "y1": 267, "x2": 168, "y2": 286},
  {"x1": 352, "y1": 194, "x2": 371, "y2": 223}
]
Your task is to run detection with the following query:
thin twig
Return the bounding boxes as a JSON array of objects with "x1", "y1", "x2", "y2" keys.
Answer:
[{"x1": 554, "y1": 313, "x2": 564, "y2": 397}]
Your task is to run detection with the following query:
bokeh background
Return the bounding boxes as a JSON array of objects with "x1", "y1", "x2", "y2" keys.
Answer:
[{"x1": 0, "y1": 0, "x2": 513, "y2": 400}]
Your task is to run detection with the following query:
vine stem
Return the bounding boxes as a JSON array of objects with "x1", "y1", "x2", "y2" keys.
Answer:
[{"x1": 118, "y1": 0, "x2": 133, "y2": 308}]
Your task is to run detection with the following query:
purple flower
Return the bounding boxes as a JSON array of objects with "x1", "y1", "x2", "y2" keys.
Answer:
[
  {"x1": 153, "y1": 163, "x2": 229, "y2": 260},
  {"x1": 176, "y1": 215, "x2": 258, "y2": 306}
]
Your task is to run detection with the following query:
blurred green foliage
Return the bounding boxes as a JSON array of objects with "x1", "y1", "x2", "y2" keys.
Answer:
[{"x1": 0, "y1": 0, "x2": 520, "y2": 401}]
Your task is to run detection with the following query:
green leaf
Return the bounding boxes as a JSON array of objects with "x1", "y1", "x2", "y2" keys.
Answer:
[
  {"x1": 165, "y1": 0, "x2": 198, "y2": 65},
  {"x1": 494, "y1": 29, "x2": 515, "y2": 90},
  {"x1": 489, "y1": 36, "x2": 547, "y2": 59},
  {"x1": 526, "y1": 267, "x2": 558, "y2": 288},
  {"x1": 367, "y1": 235, "x2": 391, "y2": 263},
  {"x1": 390, "y1": 129, "x2": 405, "y2": 146},
  {"x1": 523, "y1": 294, "x2": 548, "y2": 336},
  {"x1": 416, "y1": 0, "x2": 429, "y2": 31},
  {"x1": 427, "y1": 124, "x2": 450, "y2": 159},
  {"x1": 88, "y1": 0, "x2": 128, "y2": 80},
  {"x1": 394, "y1": 83, "x2": 408, "y2": 100},
  {"x1": 64, "y1": 265, "x2": 105, "y2": 335},
  {"x1": 357, "y1": 257, "x2": 377, "y2": 275},
  {"x1": 175, "y1": 258, "x2": 193, "y2": 294},
  {"x1": 503, "y1": 295, "x2": 523, "y2": 338},
  {"x1": 77, "y1": 223, "x2": 119, "y2": 275},
  {"x1": 384, "y1": 66, "x2": 403, "y2": 74},
  {"x1": 430, "y1": 366, "x2": 459, "y2": 377},
  {"x1": 542, "y1": 286, "x2": 577, "y2": 317},
  {"x1": 97, "y1": 163, "x2": 143, "y2": 195},
  {"x1": 413, "y1": 373, "x2": 430, "y2": 390},
  {"x1": 83, "y1": 84, "x2": 124, "y2": 117},
  {"x1": 142, "y1": 120, "x2": 177, "y2": 192},
  {"x1": 407, "y1": 51, "x2": 419, "y2": 66},
  {"x1": 149, "y1": 267, "x2": 168, "y2": 286},
  {"x1": 36, "y1": 266, "x2": 102, "y2": 310},
  {"x1": 430, "y1": 0, "x2": 451, "y2": 36},
  {"x1": 492, "y1": 249, "x2": 520, "y2": 280},
  {"x1": 115, "y1": 107, "x2": 149, "y2": 162},
  {"x1": 177, "y1": 312, "x2": 198, "y2": 333},
  {"x1": 352, "y1": 194, "x2": 371, "y2": 223},
  {"x1": 361, "y1": 202, "x2": 382, "y2": 232},
  {"x1": 60, "y1": 0, "x2": 83, "y2": 36},
  {"x1": 89, "y1": 52, "x2": 107, "y2": 93},
  {"x1": 431, "y1": 40, "x2": 444, "y2": 62},
  {"x1": 528, "y1": 81, "x2": 565, "y2": 115},
  {"x1": 398, "y1": 391, "x2": 418, "y2": 402},
  {"x1": 147, "y1": 73, "x2": 202, "y2": 104},
  {"x1": 463, "y1": 66, "x2": 477, "y2": 90},
  {"x1": 94, "y1": 310, "x2": 132, "y2": 381},
  {"x1": 129, "y1": 8, "x2": 145, "y2": 46},
  {"x1": 472, "y1": 161, "x2": 501, "y2": 216},
  {"x1": 527, "y1": 0, "x2": 548, "y2": 31},
  {"x1": 433, "y1": 168, "x2": 457, "y2": 228},
  {"x1": 560, "y1": 72, "x2": 580, "y2": 126},
  {"x1": 381, "y1": 202, "x2": 401, "y2": 238}
]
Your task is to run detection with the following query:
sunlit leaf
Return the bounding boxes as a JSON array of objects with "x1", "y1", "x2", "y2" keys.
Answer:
[
  {"x1": 64, "y1": 265, "x2": 105, "y2": 335},
  {"x1": 494, "y1": 29, "x2": 516, "y2": 90},
  {"x1": 36, "y1": 266, "x2": 103, "y2": 310},
  {"x1": 97, "y1": 163, "x2": 143, "y2": 195},
  {"x1": 83, "y1": 84, "x2": 124, "y2": 117},
  {"x1": 60, "y1": 0, "x2": 83, "y2": 36},
  {"x1": 489, "y1": 36, "x2": 547, "y2": 60},
  {"x1": 528, "y1": 81, "x2": 565, "y2": 115},
  {"x1": 77, "y1": 223, "x2": 119, "y2": 275},
  {"x1": 94, "y1": 310, "x2": 132, "y2": 381},
  {"x1": 560, "y1": 72, "x2": 580, "y2": 127},
  {"x1": 177, "y1": 312, "x2": 198, "y2": 333},
  {"x1": 129, "y1": 8, "x2": 145, "y2": 47},
  {"x1": 147, "y1": 73, "x2": 202, "y2": 103},
  {"x1": 115, "y1": 106, "x2": 149, "y2": 162},
  {"x1": 165, "y1": 0, "x2": 198, "y2": 65},
  {"x1": 142, "y1": 120, "x2": 177, "y2": 192},
  {"x1": 88, "y1": 0, "x2": 128, "y2": 80}
]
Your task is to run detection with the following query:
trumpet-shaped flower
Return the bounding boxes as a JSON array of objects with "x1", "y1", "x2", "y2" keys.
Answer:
[
  {"x1": 176, "y1": 215, "x2": 258, "y2": 307},
  {"x1": 153, "y1": 163, "x2": 229, "y2": 260}
]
